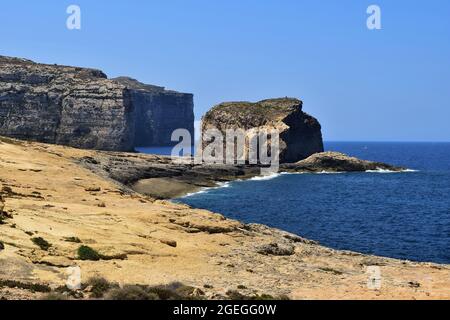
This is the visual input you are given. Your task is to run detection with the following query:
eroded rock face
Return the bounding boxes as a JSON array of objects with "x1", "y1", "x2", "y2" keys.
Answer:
[
  {"x1": 113, "y1": 77, "x2": 194, "y2": 147},
  {"x1": 0, "y1": 56, "x2": 194, "y2": 150},
  {"x1": 201, "y1": 98, "x2": 324, "y2": 163}
]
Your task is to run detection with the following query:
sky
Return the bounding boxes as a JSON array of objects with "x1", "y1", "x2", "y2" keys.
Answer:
[{"x1": 0, "y1": 0, "x2": 449, "y2": 141}]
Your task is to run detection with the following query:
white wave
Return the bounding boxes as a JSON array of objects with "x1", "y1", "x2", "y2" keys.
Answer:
[
  {"x1": 316, "y1": 171, "x2": 344, "y2": 174},
  {"x1": 402, "y1": 169, "x2": 419, "y2": 173},
  {"x1": 366, "y1": 168, "x2": 419, "y2": 173},
  {"x1": 182, "y1": 189, "x2": 208, "y2": 198},
  {"x1": 180, "y1": 181, "x2": 231, "y2": 198},
  {"x1": 217, "y1": 182, "x2": 231, "y2": 188},
  {"x1": 280, "y1": 172, "x2": 305, "y2": 175},
  {"x1": 248, "y1": 173, "x2": 282, "y2": 181}
]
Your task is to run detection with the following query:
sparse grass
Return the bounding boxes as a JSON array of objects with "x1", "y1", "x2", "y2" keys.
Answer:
[
  {"x1": 77, "y1": 245, "x2": 101, "y2": 261},
  {"x1": 148, "y1": 282, "x2": 196, "y2": 300},
  {"x1": 226, "y1": 290, "x2": 246, "y2": 300},
  {"x1": 53, "y1": 285, "x2": 84, "y2": 299},
  {"x1": 64, "y1": 236, "x2": 82, "y2": 243},
  {"x1": 71, "y1": 278, "x2": 203, "y2": 301},
  {"x1": 226, "y1": 290, "x2": 289, "y2": 300},
  {"x1": 105, "y1": 282, "x2": 200, "y2": 301},
  {"x1": 86, "y1": 277, "x2": 115, "y2": 298},
  {"x1": 0, "y1": 280, "x2": 51, "y2": 293},
  {"x1": 145, "y1": 285, "x2": 182, "y2": 300},
  {"x1": 42, "y1": 292, "x2": 68, "y2": 300},
  {"x1": 106, "y1": 285, "x2": 159, "y2": 300},
  {"x1": 31, "y1": 237, "x2": 51, "y2": 251},
  {"x1": 0, "y1": 277, "x2": 243, "y2": 301}
]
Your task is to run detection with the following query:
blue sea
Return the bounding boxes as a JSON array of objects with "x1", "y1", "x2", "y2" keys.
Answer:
[{"x1": 140, "y1": 142, "x2": 450, "y2": 264}]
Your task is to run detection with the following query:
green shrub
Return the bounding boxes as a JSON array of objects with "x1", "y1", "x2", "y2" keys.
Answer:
[
  {"x1": 31, "y1": 237, "x2": 51, "y2": 251},
  {"x1": 77, "y1": 245, "x2": 101, "y2": 261}
]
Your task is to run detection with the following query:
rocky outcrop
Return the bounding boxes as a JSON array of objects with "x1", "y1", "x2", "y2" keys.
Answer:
[
  {"x1": 0, "y1": 56, "x2": 194, "y2": 150},
  {"x1": 282, "y1": 152, "x2": 405, "y2": 173},
  {"x1": 201, "y1": 98, "x2": 324, "y2": 163}
]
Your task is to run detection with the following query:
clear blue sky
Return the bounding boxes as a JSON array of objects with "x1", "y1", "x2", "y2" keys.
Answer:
[{"x1": 1, "y1": 0, "x2": 449, "y2": 141}]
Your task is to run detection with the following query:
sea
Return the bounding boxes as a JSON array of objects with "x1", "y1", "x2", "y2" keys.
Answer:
[{"x1": 138, "y1": 142, "x2": 450, "y2": 264}]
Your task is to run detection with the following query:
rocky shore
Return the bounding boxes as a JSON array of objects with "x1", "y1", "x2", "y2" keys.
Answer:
[
  {"x1": 77, "y1": 149, "x2": 404, "y2": 199},
  {"x1": 1, "y1": 136, "x2": 448, "y2": 300}
]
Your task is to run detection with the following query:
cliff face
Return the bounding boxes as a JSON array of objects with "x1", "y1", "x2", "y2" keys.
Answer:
[
  {"x1": 0, "y1": 56, "x2": 194, "y2": 150},
  {"x1": 113, "y1": 77, "x2": 194, "y2": 147},
  {"x1": 201, "y1": 98, "x2": 324, "y2": 163}
]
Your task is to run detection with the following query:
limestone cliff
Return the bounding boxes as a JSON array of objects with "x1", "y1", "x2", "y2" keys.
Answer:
[
  {"x1": 0, "y1": 56, "x2": 194, "y2": 150},
  {"x1": 112, "y1": 77, "x2": 194, "y2": 147},
  {"x1": 201, "y1": 98, "x2": 324, "y2": 163}
]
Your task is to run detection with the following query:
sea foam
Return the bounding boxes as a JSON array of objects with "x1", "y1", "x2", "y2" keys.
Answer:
[
  {"x1": 248, "y1": 173, "x2": 282, "y2": 181},
  {"x1": 366, "y1": 168, "x2": 419, "y2": 173}
]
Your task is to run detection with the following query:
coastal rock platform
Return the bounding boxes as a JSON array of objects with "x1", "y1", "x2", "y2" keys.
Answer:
[{"x1": 0, "y1": 137, "x2": 448, "y2": 300}]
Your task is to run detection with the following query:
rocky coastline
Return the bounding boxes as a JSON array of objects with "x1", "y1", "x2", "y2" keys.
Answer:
[
  {"x1": 0, "y1": 137, "x2": 449, "y2": 300},
  {"x1": 77, "y1": 149, "x2": 405, "y2": 199},
  {"x1": 0, "y1": 56, "x2": 448, "y2": 301}
]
